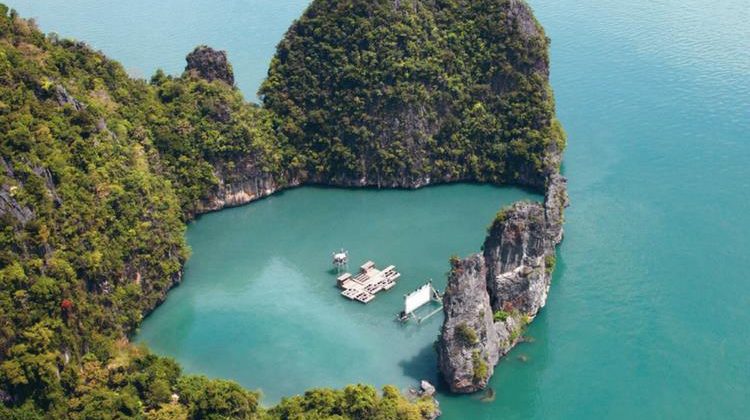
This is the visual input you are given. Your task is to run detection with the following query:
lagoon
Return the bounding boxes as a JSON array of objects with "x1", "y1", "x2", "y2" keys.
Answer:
[{"x1": 135, "y1": 185, "x2": 538, "y2": 402}]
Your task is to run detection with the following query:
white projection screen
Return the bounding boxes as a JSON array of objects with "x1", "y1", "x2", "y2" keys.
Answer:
[{"x1": 404, "y1": 284, "x2": 432, "y2": 314}]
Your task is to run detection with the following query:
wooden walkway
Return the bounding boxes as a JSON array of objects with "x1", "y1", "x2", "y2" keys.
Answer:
[{"x1": 337, "y1": 261, "x2": 400, "y2": 304}]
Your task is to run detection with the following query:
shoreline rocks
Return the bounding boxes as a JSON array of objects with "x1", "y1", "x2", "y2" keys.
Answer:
[
  {"x1": 436, "y1": 174, "x2": 568, "y2": 393},
  {"x1": 408, "y1": 380, "x2": 441, "y2": 419}
]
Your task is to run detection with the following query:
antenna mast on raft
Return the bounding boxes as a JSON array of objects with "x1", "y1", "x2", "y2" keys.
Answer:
[{"x1": 332, "y1": 249, "x2": 349, "y2": 274}]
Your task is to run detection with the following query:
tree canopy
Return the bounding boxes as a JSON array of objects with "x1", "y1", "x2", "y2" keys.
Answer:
[{"x1": 262, "y1": 0, "x2": 564, "y2": 187}]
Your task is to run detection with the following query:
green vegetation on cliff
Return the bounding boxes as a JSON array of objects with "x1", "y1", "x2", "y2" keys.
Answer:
[
  {"x1": 148, "y1": 70, "x2": 285, "y2": 216},
  {"x1": 262, "y1": 0, "x2": 564, "y2": 187},
  {"x1": 0, "y1": 0, "x2": 561, "y2": 416},
  {"x1": 0, "y1": 10, "x2": 186, "y2": 413},
  {"x1": 0, "y1": 7, "x2": 432, "y2": 418},
  {"x1": 471, "y1": 350, "x2": 488, "y2": 382}
]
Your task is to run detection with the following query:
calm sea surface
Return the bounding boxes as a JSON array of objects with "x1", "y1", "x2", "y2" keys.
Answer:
[{"x1": 8, "y1": 0, "x2": 750, "y2": 418}]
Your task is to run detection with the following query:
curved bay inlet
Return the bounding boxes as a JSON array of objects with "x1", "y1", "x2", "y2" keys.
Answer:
[{"x1": 135, "y1": 185, "x2": 540, "y2": 403}]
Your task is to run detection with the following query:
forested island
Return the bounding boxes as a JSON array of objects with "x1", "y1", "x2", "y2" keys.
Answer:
[{"x1": 0, "y1": 0, "x2": 565, "y2": 418}]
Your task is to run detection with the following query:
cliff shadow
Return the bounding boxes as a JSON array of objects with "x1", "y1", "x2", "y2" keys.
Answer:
[{"x1": 398, "y1": 343, "x2": 440, "y2": 384}]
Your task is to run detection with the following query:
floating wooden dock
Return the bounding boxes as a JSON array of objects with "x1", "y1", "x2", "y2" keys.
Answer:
[{"x1": 337, "y1": 261, "x2": 400, "y2": 304}]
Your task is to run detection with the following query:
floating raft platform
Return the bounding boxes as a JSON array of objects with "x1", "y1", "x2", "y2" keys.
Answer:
[{"x1": 337, "y1": 261, "x2": 400, "y2": 304}]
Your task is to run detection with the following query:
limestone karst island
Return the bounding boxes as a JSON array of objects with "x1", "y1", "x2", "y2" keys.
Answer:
[{"x1": 2, "y1": 0, "x2": 748, "y2": 419}]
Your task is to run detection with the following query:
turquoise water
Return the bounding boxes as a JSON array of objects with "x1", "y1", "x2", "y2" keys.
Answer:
[
  {"x1": 136, "y1": 185, "x2": 538, "y2": 402},
  {"x1": 6, "y1": 0, "x2": 310, "y2": 96},
  {"x1": 9, "y1": 0, "x2": 750, "y2": 418}
]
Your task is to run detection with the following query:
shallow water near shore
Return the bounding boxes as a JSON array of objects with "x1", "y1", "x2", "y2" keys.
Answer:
[{"x1": 9, "y1": 0, "x2": 750, "y2": 418}]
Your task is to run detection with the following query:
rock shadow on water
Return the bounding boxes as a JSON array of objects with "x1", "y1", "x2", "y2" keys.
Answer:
[{"x1": 398, "y1": 343, "x2": 439, "y2": 384}]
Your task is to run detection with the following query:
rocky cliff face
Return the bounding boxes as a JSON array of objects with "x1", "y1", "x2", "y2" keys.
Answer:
[
  {"x1": 185, "y1": 45, "x2": 235, "y2": 86},
  {"x1": 437, "y1": 174, "x2": 568, "y2": 393},
  {"x1": 195, "y1": 159, "x2": 299, "y2": 214},
  {"x1": 437, "y1": 255, "x2": 494, "y2": 392},
  {"x1": 484, "y1": 201, "x2": 549, "y2": 315},
  {"x1": 195, "y1": 147, "x2": 568, "y2": 217},
  {"x1": 194, "y1": 166, "x2": 429, "y2": 216},
  {"x1": 0, "y1": 158, "x2": 34, "y2": 225}
]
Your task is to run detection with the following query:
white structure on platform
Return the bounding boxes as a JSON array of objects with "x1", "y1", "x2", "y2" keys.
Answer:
[
  {"x1": 405, "y1": 283, "x2": 433, "y2": 315},
  {"x1": 332, "y1": 249, "x2": 349, "y2": 273},
  {"x1": 398, "y1": 281, "x2": 443, "y2": 323}
]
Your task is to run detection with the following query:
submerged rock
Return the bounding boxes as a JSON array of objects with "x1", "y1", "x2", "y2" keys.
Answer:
[
  {"x1": 479, "y1": 387, "x2": 496, "y2": 403},
  {"x1": 185, "y1": 45, "x2": 235, "y2": 86}
]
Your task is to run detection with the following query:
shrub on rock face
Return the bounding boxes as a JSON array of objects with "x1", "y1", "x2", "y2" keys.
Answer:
[
  {"x1": 472, "y1": 350, "x2": 489, "y2": 382},
  {"x1": 493, "y1": 310, "x2": 510, "y2": 322},
  {"x1": 456, "y1": 323, "x2": 479, "y2": 346},
  {"x1": 545, "y1": 254, "x2": 557, "y2": 274}
]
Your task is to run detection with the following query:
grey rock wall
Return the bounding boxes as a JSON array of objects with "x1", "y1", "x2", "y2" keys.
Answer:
[{"x1": 437, "y1": 174, "x2": 568, "y2": 393}]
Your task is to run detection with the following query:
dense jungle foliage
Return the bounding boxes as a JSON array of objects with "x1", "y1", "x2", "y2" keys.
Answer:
[
  {"x1": 1, "y1": 0, "x2": 561, "y2": 417},
  {"x1": 0, "y1": 6, "x2": 433, "y2": 418},
  {"x1": 262, "y1": 0, "x2": 564, "y2": 187}
]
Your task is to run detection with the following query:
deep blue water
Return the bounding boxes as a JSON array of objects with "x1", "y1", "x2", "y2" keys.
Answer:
[{"x1": 8, "y1": 0, "x2": 750, "y2": 418}]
